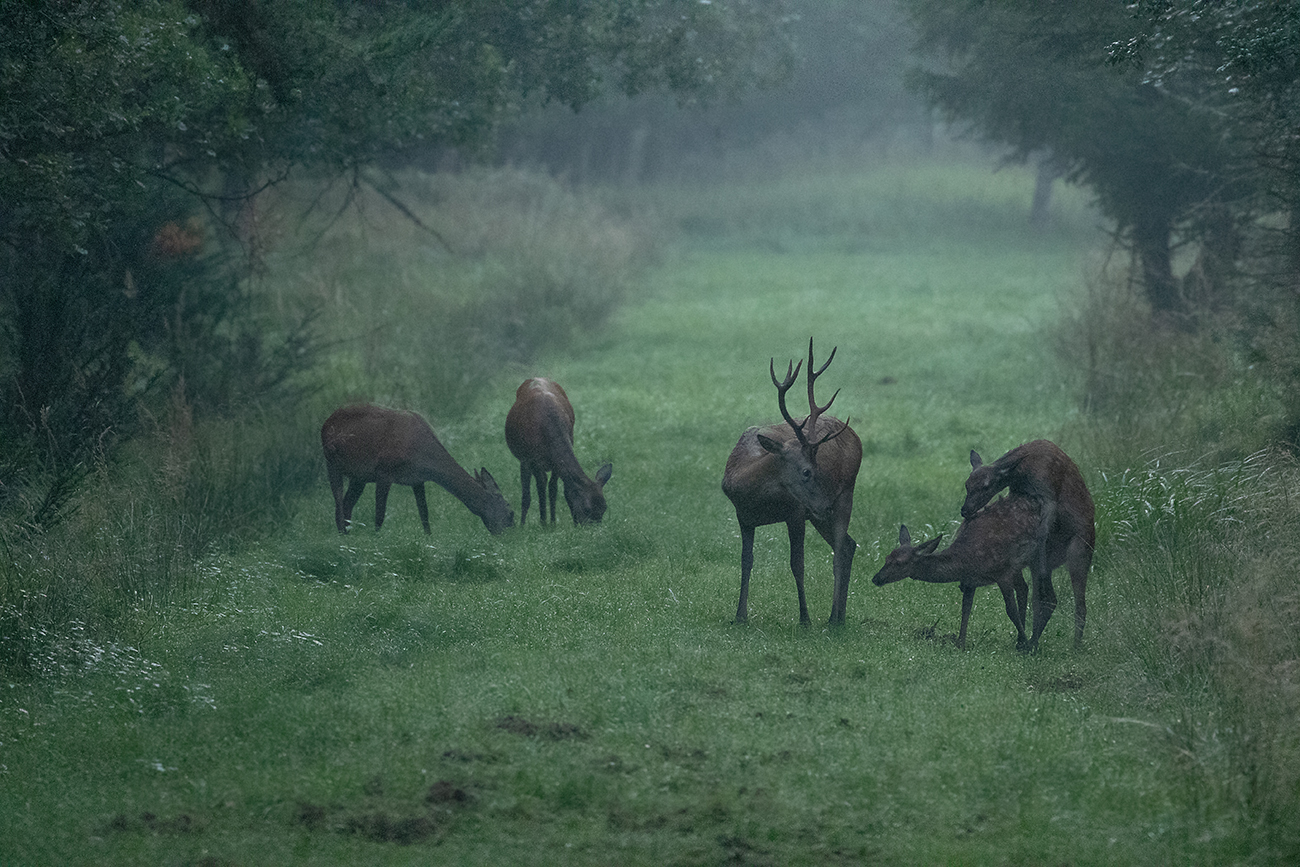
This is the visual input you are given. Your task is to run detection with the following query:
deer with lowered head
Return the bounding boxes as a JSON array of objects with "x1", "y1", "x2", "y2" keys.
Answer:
[
  {"x1": 872, "y1": 495, "x2": 1041, "y2": 650},
  {"x1": 722, "y1": 338, "x2": 862, "y2": 625},
  {"x1": 962, "y1": 439, "x2": 1094, "y2": 648},
  {"x1": 321, "y1": 404, "x2": 514, "y2": 536},
  {"x1": 505, "y1": 378, "x2": 612, "y2": 525}
]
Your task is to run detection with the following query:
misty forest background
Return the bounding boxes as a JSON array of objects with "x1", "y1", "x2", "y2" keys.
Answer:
[{"x1": 4, "y1": 1, "x2": 1300, "y2": 863}]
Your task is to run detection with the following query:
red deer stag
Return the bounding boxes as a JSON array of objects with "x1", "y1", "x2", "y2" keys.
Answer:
[
  {"x1": 872, "y1": 496, "x2": 1040, "y2": 650},
  {"x1": 321, "y1": 404, "x2": 514, "y2": 536},
  {"x1": 722, "y1": 339, "x2": 862, "y2": 625},
  {"x1": 504, "y1": 378, "x2": 612, "y2": 525},
  {"x1": 962, "y1": 439, "x2": 1094, "y2": 648}
]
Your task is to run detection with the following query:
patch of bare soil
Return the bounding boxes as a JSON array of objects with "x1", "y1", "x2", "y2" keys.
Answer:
[{"x1": 495, "y1": 713, "x2": 586, "y2": 740}]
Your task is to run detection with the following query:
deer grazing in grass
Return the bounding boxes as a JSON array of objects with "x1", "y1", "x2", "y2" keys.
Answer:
[
  {"x1": 872, "y1": 496, "x2": 1040, "y2": 650},
  {"x1": 504, "y1": 378, "x2": 612, "y2": 525},
  {"x1": 722, "y1": 339, "x2": 862, "y2": 625},
  {"x1": 321, "y1": 404, "x2": 514, "y2": 536},
  {"x1": 962, "y1": 439, "x2": 1094, "y2": 648}
]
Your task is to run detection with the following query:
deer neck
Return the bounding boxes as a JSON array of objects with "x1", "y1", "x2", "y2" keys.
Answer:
[
  {"x1": 541, "y1": 411, "x2": 590, "y2": 486},
  {"x1": 908, "y1": 551, "x2": 964, "y2": 585},
  {"x1": 416, "y1": 445, "x2": 495, "y2": 518}
]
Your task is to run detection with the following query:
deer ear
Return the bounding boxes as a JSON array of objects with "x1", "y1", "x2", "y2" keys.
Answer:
[
  {"x1": 478, "y1": 467, "x2": 500, "y2": 492},
  {"x1": 756, "y1": 433, "x2": 783, "y2": 455},
  {"x1": 970, "y1": 450, "x2": 983, "y2": 469},
  {"x1": 595, "y1": 462, "x2": 612, "y2": 487},
  {"x1": 918, "y1": 535, "x2": 943, "y2": 555},
  {"x1": 898, "y1": 524, "x2": 911, "y2": 546}
]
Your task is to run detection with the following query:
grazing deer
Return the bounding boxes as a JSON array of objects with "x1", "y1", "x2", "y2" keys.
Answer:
[
  {"x1": 872, "y1": 496, "x2": 1040, "y2": 650},
  {"x1": 722, "y1": 339, "x2": 862, "y2": 625},
  {"x1": 504, "y1": 378, "x2": 612, "y2": 525},
  {"x1": 962, "y1": 439, "x2": 1094, "y2": 647},
  {"x1": 321, "y1": 404, "x2": 514, "y2": 536}
]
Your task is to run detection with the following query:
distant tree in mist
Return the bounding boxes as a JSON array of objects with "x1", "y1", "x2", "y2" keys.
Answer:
[
  {"x1": 500, "y1": 0, "x2": 927, "y2": 183},
  {"x1": 902, "y1": 0, "x2": 1250, "y2": 316}
]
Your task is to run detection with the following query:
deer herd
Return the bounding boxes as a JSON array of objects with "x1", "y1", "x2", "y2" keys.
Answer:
[{"x1": 321, "y1": 339, "x2": 1095, "y2": 652}]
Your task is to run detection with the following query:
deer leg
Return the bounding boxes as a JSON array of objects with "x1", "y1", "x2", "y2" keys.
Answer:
[
  {"x1": 327, "y1": 466, "x2": 348, "y2": 533},
  {"x1": 830, "y1": 530, "x2": 856, "y2": 626},
  {"x1": 999, "y1": 575, "x2": 1030, "y2": 651},
  {"x1": 1066, "y1": 534, "x2": 1092, "y2": 647},
  {"x1": 518, "y1": 463, "x2": 532, "y2": 525},
  {"x1": 813, "y1": 515, "x2": 855, "y2": 626},
  {"x1": 413, "y1": 483, "x2": 431, "y2": 535},
  {"x1": 341, "y1": 479, "x2": 366, "y2": 533},
  {"x1": 787, "y1": 519, "x2": 810, "y2": 625},
  {"x1": 958, "y1": 584, "x2": 976, "y2": 650},
  {"x1": 547, "y1": 471, "x2": 559, "y2": 525},
  {"x1": 1013, "y1": 570, "x2": 1030, "y2": 635},
  {"x1": 1028, "y1": 564, "x2": 1059, "y2": 651},
  {"x1": 1033, "y1": 499, "x2": 1056, "y2": 586},
  {"x1": 736, "y1": 525, "x2": 756, "y2": 623},
  {"x1": 374, "y1": 481, "x2": 391, "y2": 531}
]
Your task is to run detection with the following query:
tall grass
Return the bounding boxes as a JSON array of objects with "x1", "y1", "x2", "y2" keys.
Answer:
[
  {"x1": 1055, "y1": 262, "x2": 1287, "y2": 467},
  {"x1": 1093, "y1": 452, "x2": 1300, "y2": 858}
]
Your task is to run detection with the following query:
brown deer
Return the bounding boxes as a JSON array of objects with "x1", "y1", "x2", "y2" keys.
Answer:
[
  {"x1": 321, "y1": 404, "x2": 514, "y2": 536},
  {"x1": 722, "y1": 339, "x2": 862, "y2": 625},
  {"x1": 962, "y1": 439, "x2": 1094, "y2": 647},
  {"x1": 504, "y1": 378, "x2": 612, "y2": 525},
  {"x1": 872, "y1": 496, "x2": 1040, "y2": 650}
]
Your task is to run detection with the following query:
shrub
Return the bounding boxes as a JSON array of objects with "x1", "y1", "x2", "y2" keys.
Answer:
[{"x1": 263, "y1": 167, "x2": 660, "y2": 413}]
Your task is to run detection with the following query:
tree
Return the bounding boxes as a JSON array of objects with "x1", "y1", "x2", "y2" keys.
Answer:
[
  {"x1": 1111, "y1": 1, "x2": 1300, "y2": 285},
  {"x1": 0, "y1": 0, "x2": 794, "y2": 524},
  {"x1": 902, "y1": 0, "x2": 1248, "y2": 314}
]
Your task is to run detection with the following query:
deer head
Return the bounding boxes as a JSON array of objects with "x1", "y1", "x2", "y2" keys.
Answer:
[
  {"x1": 754, "y1": 338, "x2": 851, "y2": 520},
  {"x1": 962, "y1": 448, "x2": 1017, "y2": 518},
  {"x1": 871, "y1": 524, "x2": 944, "y2": 586}
]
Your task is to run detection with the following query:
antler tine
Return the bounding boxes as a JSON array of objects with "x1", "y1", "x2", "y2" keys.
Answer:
[
  {"x1": 770, "y1": 355, "x2": 809, "y2": 445},
  {"x1": 815, "y1": 415, "x2": 851, "y2": 448},
  {"x1": 804, "y1": 339, "x2": 841, "y2": 443}
]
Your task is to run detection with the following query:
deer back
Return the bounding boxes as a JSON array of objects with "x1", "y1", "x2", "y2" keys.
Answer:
[
  {"x1": 962, "y1": 440, "x2": 1095, "y2": 548},
  {"x1": 322, "y1": 404, "x2": 447, "y2": 485},
  {"x1": 873, "y1": 495, "x2": 1039, "y2": 587},
  {"x1": 504, "y1": 378, "x2": 576, "y2": 469},
  {"x1": 322, "y1": 403, "x2": 514, "y2": 533},
  {"x1": 505, "y1": 378, "x2": 611, "y2": 524}
]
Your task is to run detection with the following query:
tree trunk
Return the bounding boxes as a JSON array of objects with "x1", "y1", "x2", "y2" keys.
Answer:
[
  {"x1": 1133, "y1": 218, "x2": 1179, "y2": 313},
  {"x1": 1030, "y1": 152, "x2": 1062, "y2": 231}
]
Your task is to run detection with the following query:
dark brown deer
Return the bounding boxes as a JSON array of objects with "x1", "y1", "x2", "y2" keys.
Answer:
[
  {"x1": 321, "y1": 404, "x2": 514, "y2": 535},
  {"x1": 962, "y1": 439, "x2": 1094, "y2": 647},
  {"x1": 504, "y1": 378, "x2": 612, "y2": 525},
  {"x1": 722, "y1": 339, "x2": 862, "y2": 625},
  {"x1": 872, "y1": 496, "x2": 1040, "y2": 650}
]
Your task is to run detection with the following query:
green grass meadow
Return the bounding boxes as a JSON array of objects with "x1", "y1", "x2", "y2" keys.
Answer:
[{"x1": 4, "y1": 160, "x2": 1298, "y2": 864}]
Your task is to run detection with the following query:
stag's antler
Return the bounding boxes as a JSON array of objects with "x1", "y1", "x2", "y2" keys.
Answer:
[
  {"x1": 770, "y1": 354, "x2": 805, "y2": 443},
  {"x1": 771, "y1": 338, "x2": 850, "y2": 453}
]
